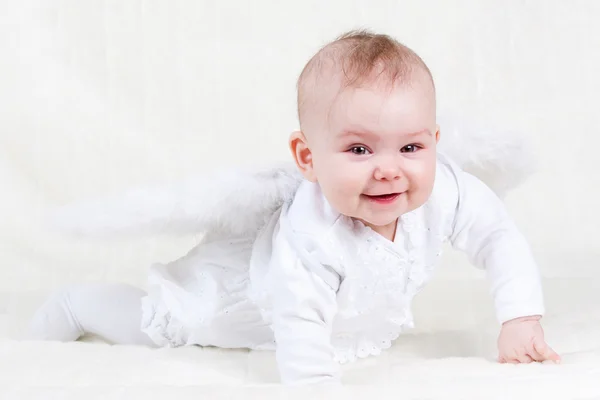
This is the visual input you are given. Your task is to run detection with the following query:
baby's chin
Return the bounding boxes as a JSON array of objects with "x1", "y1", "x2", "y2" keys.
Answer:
[{"x1": 354, "y1": 212, "x2": 403, "y2": 229}]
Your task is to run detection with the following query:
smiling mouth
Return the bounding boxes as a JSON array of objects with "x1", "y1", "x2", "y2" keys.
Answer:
[{"x1": 363, "y1": 192, "x2": 403, "y2": 204}]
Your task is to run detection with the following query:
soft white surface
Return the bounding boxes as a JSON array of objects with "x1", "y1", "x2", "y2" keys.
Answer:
[
  {"x1": 1, "y1": 0, "x2": 600, "y2": 398},
  {"x1": 3, "y1": 278, "x2": 600, "y2": 399}
]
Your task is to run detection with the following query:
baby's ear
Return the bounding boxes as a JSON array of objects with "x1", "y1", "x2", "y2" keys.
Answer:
[
  {"x1": 289, "y1": 131, "x2": 317, "y2": 182},
  {"x1": 435, "y1": 124, "x2": 440, "y2": 143}
]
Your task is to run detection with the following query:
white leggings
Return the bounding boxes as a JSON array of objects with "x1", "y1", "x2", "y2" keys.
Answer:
[{"x1": 26, "y1": 283, "x2": 156, "y2": 347}]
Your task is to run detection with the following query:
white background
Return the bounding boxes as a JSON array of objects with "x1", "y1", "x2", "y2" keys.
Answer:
[
  {"x1": 1, "y1": 0, "x2": 599, "y2": 396},
  {"x1": 2, "y1": 0, "x2": 599, "y2": 291}
]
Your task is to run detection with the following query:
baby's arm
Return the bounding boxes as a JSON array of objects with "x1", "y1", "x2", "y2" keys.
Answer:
[
  {"x1": 447, "y1": 165, "x2": 559, "y2": 363},
  {"x1": 449, "y1": 169, "x2": 544, "y2": 323},
  {"x1": 268, "y1": 232, "x2": 340, "y2": 385}
]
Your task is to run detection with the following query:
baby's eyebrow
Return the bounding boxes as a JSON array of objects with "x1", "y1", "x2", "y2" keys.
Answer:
[
  {"x1": 338, "y1": 128, "x2": 432, "y2": 140},
  {"x1": 405, "y1": 129, "x2": 433, "y2": 138},
  {"x1": 338, "y1": 130, "x2": 379, "y2": 140}
]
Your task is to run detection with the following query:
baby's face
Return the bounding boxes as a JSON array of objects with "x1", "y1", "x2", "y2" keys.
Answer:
[{"x1": 307, "y1": 77, "x2": 438, "y2": 231}]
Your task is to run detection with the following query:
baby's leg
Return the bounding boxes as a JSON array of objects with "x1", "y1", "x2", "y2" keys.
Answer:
[{"x1": 26, "y1": 283, "x2": 156, "y2": 347}]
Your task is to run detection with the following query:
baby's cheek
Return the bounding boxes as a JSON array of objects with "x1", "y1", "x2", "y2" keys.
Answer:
[
  {"x1": 318, "y1": 176, "x2": 355, "y2": 210},
  {"x1": 409, "y1": 166, "x2": 436, "y2": 199},
  {"x1": 328, "y1": 164, "x2": 364, "y2": 190},
  {"x1": 407, "y1": 183, "x2": 431, "y2": 209}
]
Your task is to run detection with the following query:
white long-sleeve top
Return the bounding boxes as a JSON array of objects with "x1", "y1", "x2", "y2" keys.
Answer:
[
  {"x1": 247, "y1": 153, "x2": 544, "y2": 384},
  {"x1": 142, "y1": 154, "x2": 544, "y2": 385}
]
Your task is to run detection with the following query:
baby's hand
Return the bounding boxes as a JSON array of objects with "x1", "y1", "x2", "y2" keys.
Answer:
[{"x1": 497, "y1": 315, "x2": 561, "y2": 364}]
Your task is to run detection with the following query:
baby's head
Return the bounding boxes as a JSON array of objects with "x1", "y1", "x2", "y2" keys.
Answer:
[{"x1": 290, "y1": 30, "x2": 439, "y2": 234}]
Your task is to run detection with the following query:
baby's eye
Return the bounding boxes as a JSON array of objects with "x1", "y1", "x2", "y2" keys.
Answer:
[
  {"x1": 349, "y1": 146, "x2": 371, "y2": 155},
  {"x1": 401, "y1": 144, "x2": 421, "y2": 153}
]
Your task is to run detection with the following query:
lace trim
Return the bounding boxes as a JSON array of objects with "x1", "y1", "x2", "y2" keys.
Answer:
[{"x1": 330, "y1": 208, "x2": 443, "y2": 363}]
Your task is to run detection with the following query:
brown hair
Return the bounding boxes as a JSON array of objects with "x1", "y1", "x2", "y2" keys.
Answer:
[{"x1": 297, "y1": 29, "x2": 434, "y2": 128}]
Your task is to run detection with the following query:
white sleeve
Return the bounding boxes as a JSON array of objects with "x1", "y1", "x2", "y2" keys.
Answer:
[
  {"x1": 268, "y1": 230, "x2": 341, "y2": 385},
  {"x1": 447, "y1": 166, "x2": 545, "y2": 324}
]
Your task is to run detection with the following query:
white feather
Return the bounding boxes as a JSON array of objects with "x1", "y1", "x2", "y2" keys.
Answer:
[
  {"x1": 49, "y1": 164, "x2": 302, "y2": 238},
  {"x1": 437, "y1": 114, "x2": 535, "y2": 197}
]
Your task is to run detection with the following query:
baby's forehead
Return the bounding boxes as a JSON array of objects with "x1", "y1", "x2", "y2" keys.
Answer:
[
  {"x1": 298, "y1": 85, "x2": 434, "y2": 148},
  {"x1": 303, "y1": 71, "x2": 434, "y2": 129},
  {"x1": 297, "y1": 34, "x2": 434, "y2": 132}
]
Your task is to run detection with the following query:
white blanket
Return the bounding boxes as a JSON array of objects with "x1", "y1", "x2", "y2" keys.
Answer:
[{"x1": 2, "y1": 275, "x2": 600, "y2": 399}]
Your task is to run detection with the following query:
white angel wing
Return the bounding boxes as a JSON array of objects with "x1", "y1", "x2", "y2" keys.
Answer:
[
  {"x1": 49, "y1": 163, "x2": 302, "y2": 238},
  {"x1": 437, "y1": 114, "x2": 535, "y2": 197},
  {"x1": 48, "y1": 116, "x2": 535, "y2": 238}
]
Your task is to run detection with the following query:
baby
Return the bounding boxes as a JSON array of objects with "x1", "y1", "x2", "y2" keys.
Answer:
[{"x1": 27, "y1": 30, "x2": 560, "y2": 385}]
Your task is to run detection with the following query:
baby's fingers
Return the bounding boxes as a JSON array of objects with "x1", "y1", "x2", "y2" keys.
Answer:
[
  {"x1": 533, "y1": 339, "x2": 561, "y2": 363},
  {"x1": 498, "y1": 353, "x2": 534, "y2": 364},
  {"x1": 515, "y1": 354, "x2": 534, "y2": 364},
  {"x1": 527, "y1": 346, "x2": 546, "y2": 362}
]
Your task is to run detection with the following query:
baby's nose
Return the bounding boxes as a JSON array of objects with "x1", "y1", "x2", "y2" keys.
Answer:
[{"x1": 374, "y1": 163, "x2": 402, "y2": 181}]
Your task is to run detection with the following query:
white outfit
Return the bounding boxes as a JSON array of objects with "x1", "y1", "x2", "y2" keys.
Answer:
[{"x1": 133, "y1": 154, "x2": 544, "y2": 384}]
